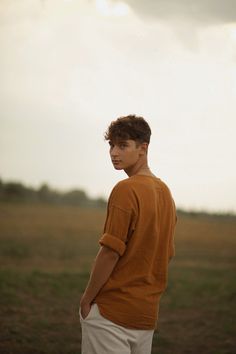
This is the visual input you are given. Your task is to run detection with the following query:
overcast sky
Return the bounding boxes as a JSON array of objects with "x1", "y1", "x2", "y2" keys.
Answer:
[{"x1": 1, "y1": 0, "x2": 236, "y2": 212}]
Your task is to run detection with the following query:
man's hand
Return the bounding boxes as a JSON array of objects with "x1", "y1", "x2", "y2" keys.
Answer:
[
  {"x1": 80, "y1": 299, "x2": 91, "y2": 320},
  {"x1": 79, "y1": 246, "x2": 120, "y2": 319}
]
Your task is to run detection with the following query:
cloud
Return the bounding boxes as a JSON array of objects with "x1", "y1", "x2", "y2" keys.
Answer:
[{"x1": 112, "y1": 0, "x2": 236, "y2": 25}]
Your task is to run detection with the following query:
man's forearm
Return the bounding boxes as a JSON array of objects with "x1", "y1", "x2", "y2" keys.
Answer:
[{"x1": 81, "y1": 246, "x2": 119, "y2": 305}]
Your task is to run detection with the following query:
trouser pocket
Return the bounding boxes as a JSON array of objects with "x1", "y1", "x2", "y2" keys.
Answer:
[{"x1": 79, "y1": 303, "x2": 96, "y2": 322}]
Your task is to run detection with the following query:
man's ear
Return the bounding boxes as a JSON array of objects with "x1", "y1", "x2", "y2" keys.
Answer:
[{"x1": 140, "y1": 142, "x2": 149, "y2": 155}]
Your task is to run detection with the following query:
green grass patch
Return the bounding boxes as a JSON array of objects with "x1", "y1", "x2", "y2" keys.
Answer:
[{"x1": 0, "y1": 203, "x2": 235, "y2": 353}]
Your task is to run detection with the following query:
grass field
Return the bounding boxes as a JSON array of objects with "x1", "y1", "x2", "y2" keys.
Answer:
[{"x1": 0, "y1": 202, "x2": 235, "y2": 354}]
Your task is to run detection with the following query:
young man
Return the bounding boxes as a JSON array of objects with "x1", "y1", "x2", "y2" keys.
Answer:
[{"x1": 79, "y1": 115, "x2": 176, "y2": 354}]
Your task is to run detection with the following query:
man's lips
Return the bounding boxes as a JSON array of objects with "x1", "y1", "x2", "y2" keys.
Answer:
[{"x1": 112, "y1": 160, "x2": 121, "y2": 163}]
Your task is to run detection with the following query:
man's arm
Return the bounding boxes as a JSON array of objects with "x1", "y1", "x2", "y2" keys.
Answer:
[{"x1": 80, "y1": 246, "x2": 120, "y2": 319}]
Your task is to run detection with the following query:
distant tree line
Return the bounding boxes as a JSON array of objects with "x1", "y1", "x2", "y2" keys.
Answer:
[
  {"x1": 0, "y1": 178, "x2": 235, "y2": 218},
  {"x1": 0, "y1": 178, "x2": 107, "y2": 208}
]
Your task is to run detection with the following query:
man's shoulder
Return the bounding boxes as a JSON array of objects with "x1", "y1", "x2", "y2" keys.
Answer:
[
  {"x1": 107, "y1": 178, "x2": 137, "y2": 210},
  {"x1": 112, "y1": 176, "x2": 166, "y2": 192},
  {"x1": 110, "y1": 175, "x2": 172, "y2": 196},
  {"x1": 111, "y1": 178, "x2": 133, "y2": 195}
]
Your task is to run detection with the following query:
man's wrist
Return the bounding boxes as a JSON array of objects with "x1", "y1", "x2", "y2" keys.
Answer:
[{"x1": 80, "y1": 293, "x2": 92, "y2": 307}]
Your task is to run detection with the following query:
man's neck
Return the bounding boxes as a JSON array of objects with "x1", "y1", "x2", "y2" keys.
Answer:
[{"x1": 124, "y1": 162, "x2": 154, "y2": 177}]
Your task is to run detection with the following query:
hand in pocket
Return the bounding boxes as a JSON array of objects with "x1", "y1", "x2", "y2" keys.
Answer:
[{"x1": 80, "y1": 302, "x2": 92, "y2": 320}]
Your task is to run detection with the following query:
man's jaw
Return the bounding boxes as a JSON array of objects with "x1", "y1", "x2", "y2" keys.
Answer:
[{"x1": 112, "y1": 160, "x2": 123, "y2": 169}]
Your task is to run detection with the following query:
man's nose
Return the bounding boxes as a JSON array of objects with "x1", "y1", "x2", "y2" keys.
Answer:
[{"x1": 111, "y1": 146, "x2": 119, "y2": 156}]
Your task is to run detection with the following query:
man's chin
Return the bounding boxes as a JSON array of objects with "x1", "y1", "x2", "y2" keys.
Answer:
[{"x1": 113, "y1": 166, "x2": 123, "y2": 170}]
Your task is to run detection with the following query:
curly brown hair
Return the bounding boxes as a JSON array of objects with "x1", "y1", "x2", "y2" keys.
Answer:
[{"x1": 104, "y1": 115, "x2": 151, "y2": 144}]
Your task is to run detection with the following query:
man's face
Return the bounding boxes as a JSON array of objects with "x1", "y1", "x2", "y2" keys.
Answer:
[{"x1": 109, "y1": 139, "x2": 143, "y2": 170}]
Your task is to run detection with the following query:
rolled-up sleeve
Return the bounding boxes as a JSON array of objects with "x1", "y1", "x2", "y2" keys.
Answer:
[
  {"x1": 99, "y1": 233, "x2": 126, "y2": 256},
  {"x1": 99, "y1": 204, "x2": 134, "y2": 256}
]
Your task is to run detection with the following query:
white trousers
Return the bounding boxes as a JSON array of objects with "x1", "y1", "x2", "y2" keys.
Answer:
[{"x1": 80, "y1": 304, "x2": 154, "y2": 354}]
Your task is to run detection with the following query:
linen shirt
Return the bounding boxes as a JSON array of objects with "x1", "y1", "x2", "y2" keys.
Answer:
[{"x1": 95, "y1": 174, "x2": 176, "y2": 329}]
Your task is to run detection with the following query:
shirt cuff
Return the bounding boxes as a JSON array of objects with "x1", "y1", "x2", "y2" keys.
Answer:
[{"x1": 99, "y1": 233, "x2": 126, "y2": 256}]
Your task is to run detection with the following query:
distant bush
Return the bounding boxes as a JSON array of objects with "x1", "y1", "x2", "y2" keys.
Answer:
[
  {"x1": 0, "y1": 178, "x2": 235, "y2": 217},
  {"x1": 177, "y1": 208, "x2": 236, "y2": 220},
  {"x1": 0, "y1": 178, "x2": 106, "y2": 208}
]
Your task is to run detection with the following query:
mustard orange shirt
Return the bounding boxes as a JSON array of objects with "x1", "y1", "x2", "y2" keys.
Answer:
[{"x1": 95, "y1": 175, "x2": 176, "y2": 330}]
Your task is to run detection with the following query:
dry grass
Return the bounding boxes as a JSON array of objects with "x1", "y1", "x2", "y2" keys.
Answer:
[{"x1": 0, "y1": 202, "x2": 235, "y2": 354}]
